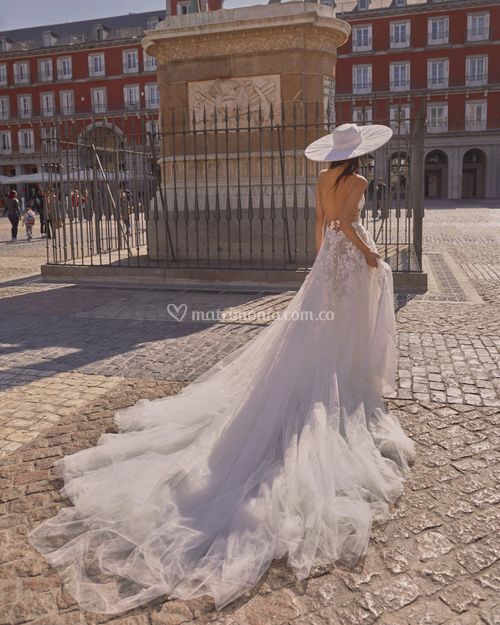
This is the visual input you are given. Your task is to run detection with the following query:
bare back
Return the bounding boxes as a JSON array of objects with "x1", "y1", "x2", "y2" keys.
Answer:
[{"x1": 317, "y1": 168, "x2": 366, "y2": 226}]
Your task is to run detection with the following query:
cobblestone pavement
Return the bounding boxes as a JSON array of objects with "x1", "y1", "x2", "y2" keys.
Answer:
[{"x1": 0, "y1": 205, "x2": 499, "y2": 624}]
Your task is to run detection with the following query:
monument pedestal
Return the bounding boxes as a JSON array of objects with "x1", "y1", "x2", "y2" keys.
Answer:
[{"x1": 142, "y1": 2, "x2": 350, "y2": 266}]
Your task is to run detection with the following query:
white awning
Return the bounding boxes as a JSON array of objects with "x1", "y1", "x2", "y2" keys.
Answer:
[{"x1": 0, "y1": 170, "x2": 148, "y2": 185}]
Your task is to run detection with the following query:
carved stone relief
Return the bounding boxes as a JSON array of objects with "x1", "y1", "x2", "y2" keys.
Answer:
[{"x1": 188, "y1": 75, "x2": 281, "y2": 129}]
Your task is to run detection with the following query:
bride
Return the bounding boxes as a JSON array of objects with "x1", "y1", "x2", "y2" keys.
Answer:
[{"x1": 29, "y1": 122, "x2": 416, "y2": 615}]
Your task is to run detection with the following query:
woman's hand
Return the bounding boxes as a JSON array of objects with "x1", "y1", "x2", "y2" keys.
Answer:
[{"x1": 364, "y1": 250, "x2": 380, "y2": 268}]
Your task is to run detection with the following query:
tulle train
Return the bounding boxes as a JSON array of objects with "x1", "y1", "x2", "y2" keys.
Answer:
[{"x1": 28, "y1": 220, "x2": 416, "y2": 614}]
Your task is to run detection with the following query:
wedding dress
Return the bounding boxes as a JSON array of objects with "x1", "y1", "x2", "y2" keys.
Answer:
[{"x1": 29, "y1": 195, "x2": 416, "y2": 614}]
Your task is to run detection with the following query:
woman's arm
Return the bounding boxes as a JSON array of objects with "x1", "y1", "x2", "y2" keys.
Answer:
[
  {"x1": 315, "y1": 179, "x2": 325, "y2": 254},
  {"x1": 338, "y1": 177, "x2": 380, "y2": 268}
]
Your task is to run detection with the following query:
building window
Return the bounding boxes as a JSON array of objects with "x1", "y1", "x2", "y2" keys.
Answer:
[
  {"x1": 18, "y1": 129, "x2": 35, "y2": 154},
  {"x1": 145, "y1": 84, "x2": 160, "y2": 109},
  {"x1": 42, "y1": 31, "x2": 57, "y2": 47},
  {"x1": 57, "y1": 57, "x2": 72, "y2": 80},
  {"x1": 466, "y1": 55, "x2": 488, "y2": 86},
  {"x1": 352, "y1": 106, "x2": 372, "y2": 123},
  {"x1": 177, "y1": 1, "x2": 191, "y2": 14},
  {"x1": 124, "y1": 85, "x2": 140, "y2": 110},
  {"x1": 60, "y1": 90, "x2": 75, "y2": 115},
  {"x1": 91, "y1": 88, "x2": 107, "y2": 113},
  {"x1": 143, "y1": 50, "x2": 157, "y2": 72},
  {"x1": 428, "y1": 59, "x2": 449, "y2": 89},
  {"x1": 41, "y1": 126, "x2": 59, "y2": 153},
  {"x1": 352, "y1": 64, "x2": 372, "y2": 94},
  {"x1": 428, "y1": 17, "x2": 449, "y2": 45},
  {"x1": 14, "y1": 62, "x2": 30, "y2": 84},
  {"x1": 0, "y1": 64, "x2": 7, "y2": 85},
  {"x1": 88, "y1": 53, "x2": 105, "y2": 77},
  {"x1": 0, "y1": 38, "x2": 12, "y2": 52},
  {"x1": 122, "y1": 49, "x2": 139, "y2": 74},
  {"x1": 18, "y1": 94, "x2": 32, "y2": 119},
  {"x1": 390, "y1": 105, "x2": 410, "y2": 135},
  {"x1": 95, "y1": 26, "x2": 110, "y2": 40},
  {"x1": 38, "y1": 59, "x2": 53, "y2": 82},
  {"x1": 394, "y1": 0, "x2": 406, "y2": 6},
  {"x1": 0, "y1": 96, "x2": 9, "y2": 121},
  {"x1": 390, "y1": 62, "x2": 410, "y2": 91},
  {"x1": 146, "y1": 120, "x2": 161, "y2": 147},
  {"x1": 0, "y1": 131, "x2": 12, "y2": 154},
  {"x1": 357, "y1": 0, "x2": 369, "y2": 9},
  {"x1": 467, "y1": 13, "x2": 489, "y2": 42},
  {"x1": 465, "y1": 101, "x2": 487, "y2": 131},
  {"x1": 352, "y1": 25, "x2": 372, "y2": 52},
  {"x1": 390, "y1": 21, "x2": 410, "y2": 48},
  {"x1": 427, "y1": 103, "x2": 448, "y2": 133},
  {"x1": 147, "y1": 16, "x2": 161, "y2": 29},
  {"x1": 41, "y1": 93, "x2": 55, "y2": 117}
]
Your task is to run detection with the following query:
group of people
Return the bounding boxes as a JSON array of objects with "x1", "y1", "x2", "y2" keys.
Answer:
[{"x1": 2, "y1": 188, "x2": 51, "y2": 242}]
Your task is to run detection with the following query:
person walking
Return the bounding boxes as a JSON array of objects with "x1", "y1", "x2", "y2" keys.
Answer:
[
  {"x1": 44, "y1": 190, "x2": 54, "y2": 239},
  {"x1": 376, "y1": 178, "x2": 388, "y2": 220},
  {"x1": 23, "y1": 205, "x2": 36, "y2": 240},
  {"x1": 33, "y1": 187, "x2": 46, "y2": 236},
  {"x1": 3, "y1": 190, "x2": 22, "y2": 241}
]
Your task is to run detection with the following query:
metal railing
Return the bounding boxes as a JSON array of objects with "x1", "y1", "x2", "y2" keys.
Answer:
[{"x1": 40, "y1": 99, "x2": 425, "y2": 277}]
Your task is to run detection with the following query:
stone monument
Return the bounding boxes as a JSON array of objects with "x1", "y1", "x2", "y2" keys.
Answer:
[{"x1": 142, "y1": 2, "x2": 350, "y2": 274}]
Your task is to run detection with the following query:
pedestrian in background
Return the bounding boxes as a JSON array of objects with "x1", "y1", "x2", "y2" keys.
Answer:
[
  {"x1": 376, "y1": 178, "x2": 388, "y2": 220},
  {"x1": 23, "y1": 205, "x2": 36, "y2": 240},
  {"x1": 44, "y1": 190, "x2": 54, "y2": 239},
  {"x1": 33, "y1": 187, "x2": 46, "y2": 236},
  {"x1": 3, "y1": 190, "x2": 22, "y2": 241}
]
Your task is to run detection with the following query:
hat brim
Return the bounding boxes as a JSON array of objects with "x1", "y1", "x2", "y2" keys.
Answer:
[{"x1": 305, "y1": 125, "x2": 393, "y2": 162}]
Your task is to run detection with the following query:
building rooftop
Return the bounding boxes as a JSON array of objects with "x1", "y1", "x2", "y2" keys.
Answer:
[
  {"x1": 0, "y1": 10, "x2": 166, "y2": 53},
  {"x1": 335, "y1": 0, "x2": 483, "y2": 13}
]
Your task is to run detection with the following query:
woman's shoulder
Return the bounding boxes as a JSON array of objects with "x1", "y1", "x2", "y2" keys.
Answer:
[
  {"x1": 353, "y1": 173, "x2": 368, "y2": 186},
  {"x1": 345, "y1": 173, "x2": 367, "y2": 191}
]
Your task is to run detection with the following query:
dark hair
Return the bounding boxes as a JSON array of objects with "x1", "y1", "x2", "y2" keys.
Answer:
[{"x1": 329, "y1": 157, "x2": 360, "y2": 189}]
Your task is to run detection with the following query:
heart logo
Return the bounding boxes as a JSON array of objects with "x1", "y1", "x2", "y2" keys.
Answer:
[{"x1": 167, "y1": 303, "x2": 188, "y2": 322}]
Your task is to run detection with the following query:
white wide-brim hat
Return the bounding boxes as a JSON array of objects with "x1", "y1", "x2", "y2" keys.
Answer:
[{"x1": 305, "y1": 123, "x2": 393, "y2": 162}]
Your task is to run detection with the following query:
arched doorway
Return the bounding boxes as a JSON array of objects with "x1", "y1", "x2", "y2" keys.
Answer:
[
  {"x1": 462, "y1": 149, "x2": 486, "y2": 199},
  {"x1": 425, "y1": 150, "x2": 448, "y2": 199},
  {"x1": 78, "y1": 124, "x2": 125, "y2": 172}
]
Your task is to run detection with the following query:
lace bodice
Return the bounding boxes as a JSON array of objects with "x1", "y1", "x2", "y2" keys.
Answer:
[{"x1": 314, "y1": 195, "x2": 382, "y2": 296}]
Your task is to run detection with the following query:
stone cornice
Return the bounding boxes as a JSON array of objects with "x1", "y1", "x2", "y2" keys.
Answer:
[
  {"x1": 143, "y1": 3, "x2": 351, "y2": 62},
  {"x1": 145, "y1": 25, "x2": 350, "y2": 65}
]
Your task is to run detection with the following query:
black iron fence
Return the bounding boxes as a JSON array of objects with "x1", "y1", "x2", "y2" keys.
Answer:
[{"x1": 40, "y1": 98, "x2": 425, "y2": 276}]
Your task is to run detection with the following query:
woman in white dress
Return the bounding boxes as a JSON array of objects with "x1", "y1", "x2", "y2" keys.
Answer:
[{"x1": 29, "y1": 123, "x2": 416, "y2": 615}]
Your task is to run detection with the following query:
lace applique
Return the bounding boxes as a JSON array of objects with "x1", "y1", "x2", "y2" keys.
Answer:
[
  {"x1": 316, "y1": 231, "x2": 367, "y2": 297},
  {"x1": 313, "y1": 196, "x2": 379, "y2": 298}
]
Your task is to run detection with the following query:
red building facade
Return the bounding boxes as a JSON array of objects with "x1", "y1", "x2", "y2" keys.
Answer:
[
  {"x1": 0, "y1": 5, "x2": 222, "y2": 198},
  {"x1": 335, "y1": 0, "x2": 500, "y2": 199}
]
